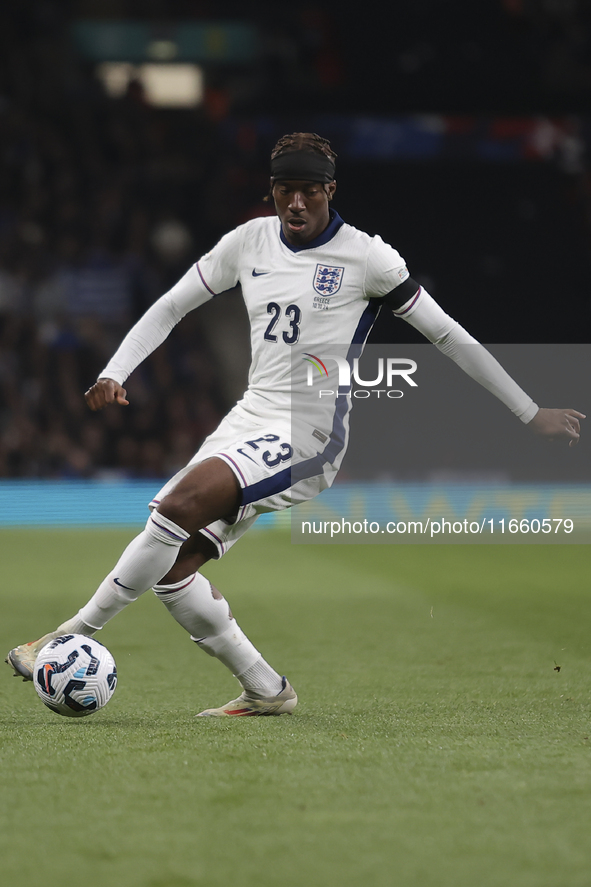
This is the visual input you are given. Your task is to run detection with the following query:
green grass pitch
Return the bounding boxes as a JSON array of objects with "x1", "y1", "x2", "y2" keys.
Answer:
[{"x1": 1, "y1": 528, "x2": 590, "y2": 887}]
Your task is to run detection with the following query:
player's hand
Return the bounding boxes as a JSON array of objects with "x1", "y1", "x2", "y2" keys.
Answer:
[
  {"x1": 528, "y1": 407, "x2": 585, "y2": 447},
  {"x1": 85, "y1": 378, "x2": 129, "y2": 411}
]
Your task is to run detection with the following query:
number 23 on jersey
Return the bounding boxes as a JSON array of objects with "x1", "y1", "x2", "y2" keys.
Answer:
[{"x1": 264, "y1": 303, "x2": 301, "y2": 345}]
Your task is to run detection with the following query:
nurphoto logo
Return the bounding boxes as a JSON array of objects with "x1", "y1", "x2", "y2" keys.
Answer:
[{"x1": 302, "y1": 353, "x2": 418, "y2": 399}]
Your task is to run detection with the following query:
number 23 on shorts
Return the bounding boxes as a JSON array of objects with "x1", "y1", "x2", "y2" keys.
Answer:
[{"x1": 237, "y1": 434, "x2": 294, "y2": 468}]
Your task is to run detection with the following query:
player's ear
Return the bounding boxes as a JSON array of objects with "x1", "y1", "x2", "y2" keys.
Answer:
[{"x1": 327, "y1": 181, "x2": 337, "y2": 201}]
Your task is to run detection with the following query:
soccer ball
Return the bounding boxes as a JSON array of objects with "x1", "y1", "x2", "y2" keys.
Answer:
[{"x1": 33, "y1": 634, "x2": 117, "y2": 717}]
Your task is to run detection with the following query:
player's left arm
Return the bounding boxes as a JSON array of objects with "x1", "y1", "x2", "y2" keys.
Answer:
[
  {"x1": 527, "y1": 407, "x2": 584, "y2": 446},
  {"x1": 385, "y1": 285, "x2": 584, "y2": 446}
]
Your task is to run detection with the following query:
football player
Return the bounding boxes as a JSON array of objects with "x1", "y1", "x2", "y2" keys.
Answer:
[{"x1": 6, "y1": 133, "x2": 583, "y2": 715}]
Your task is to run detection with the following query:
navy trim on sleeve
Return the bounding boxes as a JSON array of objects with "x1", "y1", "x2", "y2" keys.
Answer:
[{"x1": 195, "y1": 262, "x2": 218, "y2": 296}]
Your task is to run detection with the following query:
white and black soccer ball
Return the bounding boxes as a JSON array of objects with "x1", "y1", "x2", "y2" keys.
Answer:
[{"x1": 33, "y1": 634, "x2": 117, "y2": 717}]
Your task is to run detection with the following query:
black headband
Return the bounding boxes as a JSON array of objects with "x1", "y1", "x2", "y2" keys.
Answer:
[{"x1": 270, "y1": 150, "x2": 335, "y2": 184}]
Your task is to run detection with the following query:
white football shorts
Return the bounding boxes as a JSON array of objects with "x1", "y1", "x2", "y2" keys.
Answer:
[{"x1": 149, "y1": 407, "x2": 338, "y2": 557}]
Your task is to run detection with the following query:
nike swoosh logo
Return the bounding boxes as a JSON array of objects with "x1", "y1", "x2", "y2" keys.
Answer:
[
  {"x1": 113, "y1": 577, "x2": 135, "y2": 591},
  {"x1": 252, "y1": 269, "x2": 269, "y2": 277}
]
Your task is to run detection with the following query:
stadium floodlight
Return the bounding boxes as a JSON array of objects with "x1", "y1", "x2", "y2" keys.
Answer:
[{"x1": 96, "y1": 62, "x2": 203, "y2": 107}]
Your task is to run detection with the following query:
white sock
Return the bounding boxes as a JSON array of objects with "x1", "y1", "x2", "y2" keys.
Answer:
[
  {"x1": 77, "y1": 512, "x2": 190, "y2": 630},
  {"x1": 236, "y1": 657, "x2": 285, "y2": 696},
  {"x1": 154, "y1": 573, "x2": 283, "y2": 694},
  {"x1": 55, "y1": 614, "x2": 97, "y2": 637}
]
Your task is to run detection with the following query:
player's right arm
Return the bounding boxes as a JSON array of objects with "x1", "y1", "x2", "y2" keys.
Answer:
[
  {"x1": 85, "y1": 228, "x2": 242, "y2": 409},
  {"x1": 85, "y1": 378, "x2": 129, "y2": 411}
]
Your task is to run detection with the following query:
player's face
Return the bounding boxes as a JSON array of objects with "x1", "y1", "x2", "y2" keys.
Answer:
[{"x1": 272, "y1": 179, "x2": 337, "y2": 246}]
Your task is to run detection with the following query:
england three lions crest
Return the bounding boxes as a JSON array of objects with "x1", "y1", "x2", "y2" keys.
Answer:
[{"x1": 313, "y1": 264, "x2": 344, "y2": 296}]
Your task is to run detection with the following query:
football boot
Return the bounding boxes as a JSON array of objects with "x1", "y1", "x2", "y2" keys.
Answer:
[
  {"x1": 5, "y1": 632, "x2": 63, "y2": 681},
  {"x1": 197, "y1": 676, "x2": 297, "y2": 717}
]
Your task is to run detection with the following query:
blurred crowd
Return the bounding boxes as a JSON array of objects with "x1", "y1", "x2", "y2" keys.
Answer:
[
  {"x1": 0, "y1": 2, "x2": 325, "y2": 478},
  {"x1": 0, "y1": 51, "x2": 231, "y2": 477}
]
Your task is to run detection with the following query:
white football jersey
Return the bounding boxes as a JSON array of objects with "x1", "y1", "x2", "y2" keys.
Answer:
[
  {"x1": 197, "y1": 211, "x2": 409, "y2": 429},
  {"x1": 100, "y1": 209, "x2": 536, "y2": 480}
]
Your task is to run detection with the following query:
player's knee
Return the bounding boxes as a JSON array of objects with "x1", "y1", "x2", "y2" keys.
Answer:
[{"x1": 156, "y1": 491, "x2": 195, "y2": 532}]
